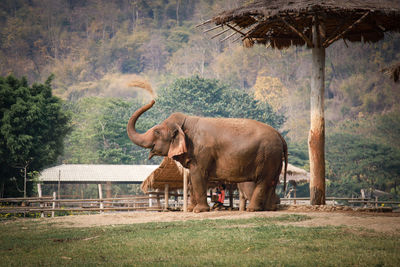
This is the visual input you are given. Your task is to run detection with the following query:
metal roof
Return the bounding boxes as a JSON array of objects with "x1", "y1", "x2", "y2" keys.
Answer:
[{"x1": 39, "y1": 164, "x2": 159, "y2": 184}]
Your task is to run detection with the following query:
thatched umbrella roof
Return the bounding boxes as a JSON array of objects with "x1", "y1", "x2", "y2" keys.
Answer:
[{"x1": 206, "y1": 0, "x2": 400, "y2": 49}]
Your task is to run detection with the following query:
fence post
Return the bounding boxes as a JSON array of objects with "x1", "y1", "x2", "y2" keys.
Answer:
[
  {"x1": 52, "y1": 192, "x2": 56, "y2": 218},
  {"x1": 98, "y1": 184, "x2": 103, "y2": 213},
  {"x1": 37, "y1": 183, "x2": 44, "y2": 218},
  {"x1": 149, "y1": 193, "x2": 153, "y2": 207},
  {"x1": 156, "y1": 190, "x2": 161, "y2": 208}
]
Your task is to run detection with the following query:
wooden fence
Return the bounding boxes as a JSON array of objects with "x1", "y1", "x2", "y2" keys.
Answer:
[
  {"x1": 1, "y1": 194, "x2": 398, "y2": 217},
  {"x1": 0, "y1": 191, "x2": 173, "y2": 217}
]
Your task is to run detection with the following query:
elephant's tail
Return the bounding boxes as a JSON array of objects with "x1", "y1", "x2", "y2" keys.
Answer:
[{"x1": 279, "y1": 133, "x2": 288, "y2": 193}]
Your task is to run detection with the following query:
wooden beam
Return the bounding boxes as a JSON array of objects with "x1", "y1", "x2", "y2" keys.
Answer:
[
  {"x1": 211, "y1": 28, "x2": 230, "y2": 39},
  {"x1": 279, "y1": 15, "x2": 313, "y2": 47},
  {"x1": 324, "y1": 18, "x2": 348, "y2": 44},
  {"x1": 195, "y1": 19, "x2": 212, "y2": 28},
  {"x1": 220, "y1": 31, "x2": 237, "y2": 42},
  {"x1": 225, "y1": 23, "x2": 246, "y2": 36},
  {"x1": 203, "y1": 24, "x2": 222, "y2": 33},
  {"x1": 323, "y1": 11, "x2": 370, "y2": 48}
]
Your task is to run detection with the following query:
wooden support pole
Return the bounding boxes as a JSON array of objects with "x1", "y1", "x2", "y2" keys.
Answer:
[
  {"x1": 52, "y1": 192, "x2": 56, "y2": 218},
  {"x1": 164, "y1": 184, "x2": 169, "y2": 210},
  {"x1": 309, "y1": 15, "x2": 326, "y2": 205},
  {"x1": 37, "y1": 183, "x2": 44, "y2": 218},
  {"x1": 57, "y1": 170, "x2": 61, "y2": 206},
  {"x1": 98, "y1": 184, "x2": 103, "y2": 213},
  {"x1": 149, "y1": 193, "x2": 153, "y2": 207},
  {"x1": 106, "y1": 181, "x2": 112, "y2": 207},
  {"x1": 183, "y1": 169, "x2": 188, "y2": 212},
  {"x1": 156, "y1": 189, "x2": 161, "y2": 208}
]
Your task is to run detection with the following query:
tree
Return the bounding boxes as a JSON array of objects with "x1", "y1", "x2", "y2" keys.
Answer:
[
  {"x1": 62, "y1": 97, "x2": 161, "y2": 165},
  {"x1": 0, "y1": 75, "x2": 71, "y2": 197},
  {"x1": 326, "y1": 132, "x2": 400, "y2": 198},
  {"x1": 253, "y1": 75, "x2": 289, "y2": 112},
  {"x1": 61, "y1": 76, "x2": 285, "y2": 167},
  {"x1": 155, "y1": 75, "x2": 285, "y2": 129}
]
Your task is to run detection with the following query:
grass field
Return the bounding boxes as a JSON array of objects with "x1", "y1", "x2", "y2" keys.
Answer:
[{"x1": 0, "y1": 214, "x2": 399, "y2": 266}]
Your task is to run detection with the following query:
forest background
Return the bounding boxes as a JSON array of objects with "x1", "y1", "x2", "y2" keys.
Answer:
[{"x1": 1, "y1": 0, "x2": 399, "y2": 199}]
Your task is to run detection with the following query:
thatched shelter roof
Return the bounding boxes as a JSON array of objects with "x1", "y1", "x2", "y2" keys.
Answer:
[
  {"x1": 141, "y1": 158, "x2": 309, "y2": 193},
  {"x1": 202, "y1": 0, "x2": 400, "y2": 49},
  {"x1": 281, "y1": 163, "x2": 310, "y2": 183},
  {"x1": 382, "y1": 62, "x2": 400, "y2": 83},
  {"x1": 140, "y1": 157, "x2": 185, "y2": 193}
]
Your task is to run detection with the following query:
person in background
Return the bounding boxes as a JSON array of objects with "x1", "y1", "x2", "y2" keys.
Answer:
[{"x1": 213, "y1": 184, "x2": 226, "y2": 209}]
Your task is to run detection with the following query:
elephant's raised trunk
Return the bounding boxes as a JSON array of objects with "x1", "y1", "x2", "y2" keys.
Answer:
[{"x1": 127, "y1": 100, "x2": 155, "y2": 148}]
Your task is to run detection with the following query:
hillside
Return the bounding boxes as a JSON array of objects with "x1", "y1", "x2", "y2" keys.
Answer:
[{"x1": 1, "y1": 0, "x2": 399, "y2": 198}]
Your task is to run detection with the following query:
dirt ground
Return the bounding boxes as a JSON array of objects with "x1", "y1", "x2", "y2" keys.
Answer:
[{"x1": 37, "y1": 206, "x2": 400, "y2": 234}]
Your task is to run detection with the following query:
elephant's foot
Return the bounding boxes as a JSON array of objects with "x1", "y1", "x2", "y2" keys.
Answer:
[
  {"x1": 187, "y1": 204, "x2": 195, "y2": 212},
  {"x1": 264, "y1": 202, "x2": 278, "y2": 211},
  {"x1": 246, "y1": 207, "x2": 263, "y2": 212},
  {"x1": 193, "y1": 204, "x2": 210, "y2": 213}
]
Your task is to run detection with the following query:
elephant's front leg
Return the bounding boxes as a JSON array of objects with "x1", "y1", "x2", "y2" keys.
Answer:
[
  {"x1": 187, "y1": 183, "x2": 197, "y2": 212},
  {"x1": 189, "y1": 167, "x2": 210, "y2": 213}
]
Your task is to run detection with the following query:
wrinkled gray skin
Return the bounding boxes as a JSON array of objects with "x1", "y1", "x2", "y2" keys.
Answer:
[{"x1": 127, "y1": 100, "x2": 287, "y2": 212}]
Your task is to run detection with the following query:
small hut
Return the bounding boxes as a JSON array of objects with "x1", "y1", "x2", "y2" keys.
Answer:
[
  {"x1": 141, "y1": 157, "x2": 189, "y2": 211},
  {"x1": 382, "y1": 62, "x2": 400, "y2": 83},
  {"x1": 280, "y1": 163, "x2": 310, "y2": 184},
  {"x1": 280, "y1": 163, "x2": 310, "y2": 201}
]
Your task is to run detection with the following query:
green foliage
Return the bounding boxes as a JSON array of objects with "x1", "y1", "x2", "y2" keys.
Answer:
[
  {"x1": 326, "y1": 131, "x2": 400, "y2": 198},
  {"x1": 62, "y1": 97, "x2": 161, "y2": 165},
  {"x1": 155, "y1": 76, "x2": 285, "y2": 129},
  {"x1": 0, "y1": 75, "x2": 71, "y2": 197},
  {"x1": 287, "y1": 141, "x2": 309, "y2": 169}
]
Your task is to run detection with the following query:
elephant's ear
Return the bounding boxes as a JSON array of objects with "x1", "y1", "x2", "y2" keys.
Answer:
[{"x1": 168, "y1": 124, "x2": 187, "y2": 158}]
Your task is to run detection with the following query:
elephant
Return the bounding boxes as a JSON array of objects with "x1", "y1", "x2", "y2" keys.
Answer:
[
  {"x1": 238, "y1": 181, "x2": 281, "y2": 211},
  {"x1": 127, "y1": 100, "x2": 288, "y2": 212}
]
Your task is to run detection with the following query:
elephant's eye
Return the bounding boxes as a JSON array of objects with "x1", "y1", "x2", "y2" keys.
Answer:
[{"x1": 154, "y1": 130, "x2": 160, "y2": 136}]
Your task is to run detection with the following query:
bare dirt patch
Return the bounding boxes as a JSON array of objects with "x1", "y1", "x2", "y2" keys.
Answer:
[{"x1": 36, "y1": 207, "x2": 400, "y2": 234}]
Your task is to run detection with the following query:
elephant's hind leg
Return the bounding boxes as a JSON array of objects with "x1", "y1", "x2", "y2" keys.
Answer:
[
  {"x1": 246, "y1": 182, "x2": 267, "y2": 211},
  {"x1": 263, "y1": 186, "x2": 278, "y2": 211},
  {"x1": 247, "y1": 167, "x2": 278, "y2": 212}
]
